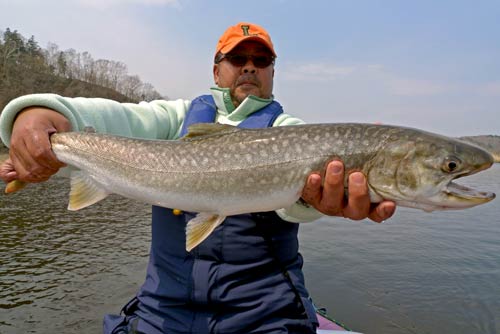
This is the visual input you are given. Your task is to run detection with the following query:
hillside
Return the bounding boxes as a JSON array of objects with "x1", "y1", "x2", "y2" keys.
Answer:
[
  {"x1": 0, "y1": 27, "x2": 165, "y2": 149},
  {"x1": 0, "y1": 72, "x2": 136, "y2": 110},
  {"x1": 0, "y1": 75, "x2": 135, "y2": 150}
]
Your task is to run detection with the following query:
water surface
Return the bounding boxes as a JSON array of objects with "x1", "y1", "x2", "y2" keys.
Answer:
[{"x1": 1, "y1": 165, "x2": 499, "y2": 334}]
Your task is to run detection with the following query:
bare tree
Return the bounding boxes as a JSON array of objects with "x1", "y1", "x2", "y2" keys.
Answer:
[{"x1": 0, "y1": 27, "x2": 167, "y2": 108}]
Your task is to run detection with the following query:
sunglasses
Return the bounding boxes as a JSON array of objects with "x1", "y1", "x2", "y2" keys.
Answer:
[{"x1": 217, "y1": 54, "x2": 275, "y2": 68}]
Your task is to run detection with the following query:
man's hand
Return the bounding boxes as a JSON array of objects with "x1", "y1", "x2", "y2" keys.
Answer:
[
  {"x1": 301, "y1": 160, "x2": 396, "y2": 223},
  {"x1": 0, "y1": 107, "x2": 71, "y2": 184}
]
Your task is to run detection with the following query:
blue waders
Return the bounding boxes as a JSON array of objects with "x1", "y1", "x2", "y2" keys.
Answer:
[{"x1": 104, "y1": 95, "x2": 319, "y2": 334}]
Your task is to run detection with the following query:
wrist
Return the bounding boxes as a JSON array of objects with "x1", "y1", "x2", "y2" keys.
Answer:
[{"x1": 16, "y1": 107, "x2": 71, "y2": 132}]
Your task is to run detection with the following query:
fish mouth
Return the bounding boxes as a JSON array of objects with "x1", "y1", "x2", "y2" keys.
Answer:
[
  {"x1": 444, "y1": 181, "x2": 495, "y2": 204},
  {"x1": 443, "y1": 158, "x2": 496, "y2": 205}
]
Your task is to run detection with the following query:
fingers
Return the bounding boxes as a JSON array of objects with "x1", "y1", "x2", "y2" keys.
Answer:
[
  {"x1": 301, "y1": 173, "x2": 322, "y2": 205},
  {"x1": 320, "y1": 161, "x2": 346, "y2": 214},
  {"x1": 301, "y1": 160, "x2": 397, "y2": 223},
  {"x1": 7, "y1": 107, "x2": 70, "y2": 183},
  {"x1": 0, "y1": 158, "x2": 18, "y2": 183},
  {"x1": 10, "y1": 133, "x2": 60, "y2": 182},
  {"x1": 342, "y1": 172, "x2": 371, "y2": 220},
  {"x1": 368, "y1": 201, "x2": 396, "y2": 223},
  {"x1": 301, "y1": 160, "x2": 345, "y2": 215}
]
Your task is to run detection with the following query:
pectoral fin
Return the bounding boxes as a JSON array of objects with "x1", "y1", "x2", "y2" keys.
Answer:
[
  {"x1": 68, "y1": 171, "x2": 109, "y2": 210},
  {"x1": 185, "y1": 213, "x2": 226, "y2": 252}
]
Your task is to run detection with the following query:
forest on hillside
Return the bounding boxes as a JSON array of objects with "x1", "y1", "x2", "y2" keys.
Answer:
[{"x1": 0, "y1": 28, "x2": 165, "y2": 110}]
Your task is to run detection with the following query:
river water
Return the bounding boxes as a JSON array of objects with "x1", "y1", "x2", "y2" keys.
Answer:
[{"x1": 0, "y1": 165, "x2": 499, "y2": 334}]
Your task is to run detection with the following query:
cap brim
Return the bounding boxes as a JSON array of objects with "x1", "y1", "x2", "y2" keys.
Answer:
[{"x1": 219, "y1": 36, "x2": 276, "y2": 57}]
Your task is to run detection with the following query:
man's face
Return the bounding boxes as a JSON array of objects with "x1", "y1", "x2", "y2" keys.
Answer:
[{"x1": 213, "y1": 41, "x2": 275, "y2": 107}]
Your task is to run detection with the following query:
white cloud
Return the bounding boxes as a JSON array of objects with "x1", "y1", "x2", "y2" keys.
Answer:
[
  {"x1": 75, "y1": 0, "x2": 180, "y2": 9},
  {"x1": 280, "y1": 61, "x2": 357, "y2": 81},
  {"x1": 386, "y1": 78, "x2": 452, "y2": 96},
  {"x1": 0, "y1": 0, "x2": 180, "y2": 7},
  {"x1": 280, "y1": 60, "x2": 460, "y2": 97},
  {"x1": 476, "y1": 82, "x2": 500, "y2": 96}
]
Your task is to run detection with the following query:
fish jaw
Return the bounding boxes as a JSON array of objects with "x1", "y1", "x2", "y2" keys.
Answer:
[
  {"x1": 442, "y1": 181, "x2": 496, "y2": 208},
  {"x1": 395, "y1": 179, "x2": 495, "y2": 212},
  {"x1": 430, "y1": 147, "x2": 496, "y2": 210}
]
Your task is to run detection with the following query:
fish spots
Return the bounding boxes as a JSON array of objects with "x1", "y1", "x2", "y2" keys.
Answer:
[
  {"x1": 294, "y1": 143, "x2": 303, "y2": 154},
  {"x1": 245, "y1": 153, "x2": 254, "y2": 163},
  {"x1": 245, "y1": 177, "x2": 256, "y2": 186}
]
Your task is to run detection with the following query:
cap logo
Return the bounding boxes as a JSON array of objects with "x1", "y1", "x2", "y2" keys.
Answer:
[
  {"x1": 241, "y1": 25, "x2": 250, "y2": 36},
  {"x1": 215, "y1": 22, "x2": 276, "y2": 58}
]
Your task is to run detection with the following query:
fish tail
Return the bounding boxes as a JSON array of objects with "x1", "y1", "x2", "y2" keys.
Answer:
[{"x1": 5, "y1": 180, "x2": 28, "y2": 194}]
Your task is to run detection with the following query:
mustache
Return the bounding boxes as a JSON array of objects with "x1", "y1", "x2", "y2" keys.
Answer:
[{"x1": 236, "y1": 74, "x2": 260, "y2": 86}]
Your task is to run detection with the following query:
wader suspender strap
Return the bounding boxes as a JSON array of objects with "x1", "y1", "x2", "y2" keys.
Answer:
[
  {"x1": 179, "y1": 94, "x2": 284, "y2": 137},
  {"x1": 180, "y1": 95, "x2": 217, "y2": 136}
]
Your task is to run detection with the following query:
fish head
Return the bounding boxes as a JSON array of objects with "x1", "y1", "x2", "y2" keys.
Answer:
[{"x1": 367, "y1": 134, "x2": 495, "y2": 211}]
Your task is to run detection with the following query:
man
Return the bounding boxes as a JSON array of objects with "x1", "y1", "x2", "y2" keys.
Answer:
[{"x1": 0, "y1": 23, "x2": 395, "y2": 333}]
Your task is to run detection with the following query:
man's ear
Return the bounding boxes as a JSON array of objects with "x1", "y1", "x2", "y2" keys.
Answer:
[{"x1": 213, "y1": 64, "x2": 219, "y2": 85}]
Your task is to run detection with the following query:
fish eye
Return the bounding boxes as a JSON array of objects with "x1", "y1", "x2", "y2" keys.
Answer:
[{"x1": 442, "y1": 156, "x2": 461, "y2": 173}]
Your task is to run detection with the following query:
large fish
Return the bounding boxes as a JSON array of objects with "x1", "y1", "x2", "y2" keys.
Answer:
[{"x1": 5, "y1": 123, "x2": 496, "y2": 251}]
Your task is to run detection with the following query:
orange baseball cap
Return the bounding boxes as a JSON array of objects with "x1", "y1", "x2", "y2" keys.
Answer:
[{"x1": 215, "y1": 22, "x2": 277, "y2": 59}]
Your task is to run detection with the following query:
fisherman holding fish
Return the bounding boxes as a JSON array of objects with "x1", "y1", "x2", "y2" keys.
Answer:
[{"x1": 0, "y1": 23, "x2": 397, "y2": 333}]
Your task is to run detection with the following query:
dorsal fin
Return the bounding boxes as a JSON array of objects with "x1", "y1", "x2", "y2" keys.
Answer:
[{"x1": 181, "y1": 123, "x2": 240, "y2": 140}]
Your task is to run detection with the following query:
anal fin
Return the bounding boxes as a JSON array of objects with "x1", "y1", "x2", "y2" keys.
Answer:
[{"x1": 185, "y1": 213, "x2": 226, "y2": 252}]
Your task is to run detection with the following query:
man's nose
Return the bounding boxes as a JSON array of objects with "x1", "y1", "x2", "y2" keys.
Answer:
[{"x1": 242, "y1": 60, "x2": 256, "y2": 73}]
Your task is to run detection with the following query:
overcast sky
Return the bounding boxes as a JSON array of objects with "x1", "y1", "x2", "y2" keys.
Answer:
[{"x1": 1, "y1": 0, "x2": 499, "y2": 136}]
